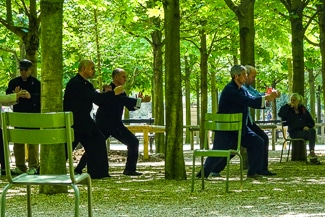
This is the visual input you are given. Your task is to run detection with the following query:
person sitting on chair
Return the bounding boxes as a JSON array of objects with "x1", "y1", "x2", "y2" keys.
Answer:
[{"x1": 278, "y1": 93, "x2": 320, "y2": 164}]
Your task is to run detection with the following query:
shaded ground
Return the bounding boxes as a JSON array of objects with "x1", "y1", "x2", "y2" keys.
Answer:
[{"x1": 1, "y1": 143, "x2": 325, "y2": 216}]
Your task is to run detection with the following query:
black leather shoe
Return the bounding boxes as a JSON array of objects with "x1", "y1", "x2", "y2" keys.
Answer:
[
  {"x1": 123, "y1": 170, "x2": 142, "y2": 176},
  {"x1": 196, "y1": 170, "x2": 208, "y2": 179},
  {"x1": 257, "y1": 170, "x2": 276, "y2": 176}
]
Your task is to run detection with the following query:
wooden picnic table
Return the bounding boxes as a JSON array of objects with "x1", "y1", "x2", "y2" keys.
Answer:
[
  {"x1": 256, "y1": 120, "x2": 281, "y2": 150},
  {"x1": 126, "y1": 125, "x2": 165, "y2": 160}
]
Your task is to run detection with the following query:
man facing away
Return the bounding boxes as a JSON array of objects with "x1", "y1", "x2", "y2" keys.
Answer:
[
  {"x1": 63, "y1": 59, "x2": 123, "y2": 179},
  {"x1": 6, "y1": 59, "x2": 41, "y2": 175}
]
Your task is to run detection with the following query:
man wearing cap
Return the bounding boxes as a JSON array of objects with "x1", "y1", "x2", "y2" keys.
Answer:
[{"x1": 6, "y1": 59, "x2": 41, "y2": 175}]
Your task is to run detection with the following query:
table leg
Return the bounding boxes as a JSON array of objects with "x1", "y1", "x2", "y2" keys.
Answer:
[
  {"x1": 272, "y1": 128, "x2": 276, "y2": 150},
  {"x1": 143, "y1": 129, "x2": 149, "y2": 160},
  {"x1": 190, "y1": 131, "x2": 194, "y2": 150}
]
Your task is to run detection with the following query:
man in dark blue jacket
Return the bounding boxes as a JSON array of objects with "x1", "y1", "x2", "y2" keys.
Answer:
[
  {"x1": 197, "y1": 65, "x2": 278, "y2": 179},
  {"x1": 64, "y1": 59, "x2": 123, "y2": 179}
]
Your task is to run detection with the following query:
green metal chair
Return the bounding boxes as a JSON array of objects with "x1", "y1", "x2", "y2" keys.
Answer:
[
  {"x1": 280, "y1": 120, "x2": 307, "y2": 163},
  {"x1": 191, "y1": 113, "x2": 243, "y2": 193},
  {"x1": 1, "y1": 112, "x2": 92, "y2": 217}
]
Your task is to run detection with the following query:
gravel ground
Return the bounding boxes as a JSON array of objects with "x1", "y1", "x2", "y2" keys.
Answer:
[{"x1": 1, "y1": 143, "x2": 325, "y2": 217}]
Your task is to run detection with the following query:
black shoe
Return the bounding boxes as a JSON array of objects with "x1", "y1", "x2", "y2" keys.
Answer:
[
  {"x1": 123, "y1": 170, "x2": 143, "y2": 176},
  {"x1": 310, "y1": 158, "x2": 321, "y2": 165},
  {"x1": 210, "y1": 172, "x2": 221, "y2": 177},
  {"x1": 247, "y1": 174, "x2": 263, "y2": 179},
  {"x1": 1, "y1": 169, "x2": 6, "y2": 176},
  {"x1": 196, "y1": 170, "x2": 208, "y2": 178},
  {"x1": 74, "y1": 169, "x2": 82, "y2": 175},
  {"x1": 257, "y1": 170, "x2": 276, "y2": 176}
]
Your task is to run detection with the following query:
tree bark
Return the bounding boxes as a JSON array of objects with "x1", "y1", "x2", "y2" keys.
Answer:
[
  {"x1": 39, "y1": 0, "x2": 65, "y2": 194},
  {"x1": 163, "y1": 0, "x2": 186, "y2": 180},
  {"x1": 199, "y1": 31, "x2": 208, "y2": 147},
  {"x1": 318, "y1": 1, "x2": 325, "y2": 116},
  {"x1": 152, "y1": 29, "x2": 165, "y2": 153}
]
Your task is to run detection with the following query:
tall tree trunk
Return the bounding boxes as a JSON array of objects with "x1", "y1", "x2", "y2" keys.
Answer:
[
  {"x1": 318, "y1": 1, "x2": 325, "y2": 115},
  {"x1": 151, "y1": 29, "x2": 165, "y2": 153},
  {"x1": 184, "y1": 55, "x2": 191, "y2": 143},
  {"x1": 163, "y1": 0, "x2": 186, "y2": 180},
  {"x1": 225, "y1": 0, "x2": 256, "y2": 66},
  {"x1": 280, "y1": 0, "x2": 308, "y2": 160},
  {"x1": 25, "y1": 0, "x2": 39, "y2": 77},
  {"x1": 287, "y1": 58, "x2": 293, "y2": 94},
  {"x1": 290, "y1": 15, "x2": 305, "y2": 95},
  {"x1": 94, "y1": 9, "x2": 103, "y2": 90},
  {"x1": 199, "y1": 31, "x2": 208, "y2": 148},
  {"x1": 39, "y1": 0, "x2": 65, "y2": 194}
]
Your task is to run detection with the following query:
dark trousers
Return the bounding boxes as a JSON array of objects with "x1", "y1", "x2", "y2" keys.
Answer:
[
  {"x1": 102, "y1": 126, "x2": 139, "y2": 172},
  {"x1": 71, "y1": 129, "x2": 109, "y2": 179},
  {"x1": 289, "y1": 128, "x2": 316, "y2": 152},
  {"x1": 203, "y1": 127, "x2": 264, "y2": 177},
  {"x1": 211, "y1": 122, "x2": 269, "y2": 174},
  {"x1": 76, "y1": 124, "x2": 140, "y2": 173}
]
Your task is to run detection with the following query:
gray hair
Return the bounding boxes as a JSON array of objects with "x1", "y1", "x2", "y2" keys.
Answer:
[
  {"x1": 230, "y1": 65, "x2": 246, "y2": 78},
  {"x1": 290, "y1": 93, "x2": 304, "y2": 105},
  {"x1": 78, "y1": 59, "x2": 93, "y2": 72},
  {"x1": 112, "y1": 68, "x2": 125, "y2": 79},
  {"x1": 244, "y1": 65, "x2": 255, "y2": 75}
]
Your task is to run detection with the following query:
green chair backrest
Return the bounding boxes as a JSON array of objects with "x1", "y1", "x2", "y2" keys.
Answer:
[
  {"x1": 1, "y1": 112, "x2": 74, "y2": 182},
  {"x1": 203, "y1": 113, "x2": 242, "y2": 150}
]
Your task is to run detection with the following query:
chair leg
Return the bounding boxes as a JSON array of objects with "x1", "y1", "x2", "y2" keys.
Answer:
[
  {"x1": 1, "y1": 183, "x2": 12, "y2": 217},
  {"x1": 287, "y1": 142, "x2": 291, "y2": 162},
  {"x1": 191, "y1": 152, "x2": 196, "y2": 192},
  {"x1": 238, "y1": 154, "x2": 243, "y2": 190},
  {"x1": 87, "y1": 179, "x2": 93, "y2": 217},
  {"x1": 225, "y1": 155, "x2": 230, "y2": 193},
  {"x1": 201, "y1": 156, "x2": 205, "y2": 190},
  {"x1": 280, "y1": 141, "x2": 285, "y2": 163},
  {"x1": 71, "y1": 184, "x2": 80, "y2": 217},
  {"x1": 27, "y1": 185, "x2": 32, "y2": 217}
]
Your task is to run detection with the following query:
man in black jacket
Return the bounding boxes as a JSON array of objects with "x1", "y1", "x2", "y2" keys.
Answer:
[
  {"x1": 63, "y1": 60, "x2": 123, "y2": 179},
  {"x1": 6, "y1": 59, "x2": 41, "y2": 175},
  {"x1": 95, "y1": 68, "x2": 150, "y2": 176}
]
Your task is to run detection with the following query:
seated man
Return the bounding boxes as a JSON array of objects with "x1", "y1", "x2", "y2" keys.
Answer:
[
  {"x1": 197, "y1": 65, "x2": 278, "y2": 179},
  {"x1": 278, "y1": 93, "x2": 320, "y2": 164}
]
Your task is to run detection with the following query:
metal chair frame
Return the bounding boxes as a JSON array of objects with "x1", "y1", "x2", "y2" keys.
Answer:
[
  {"x1": 1, "y1": 112, "x2": 92, "y2": 217},
  {"x1": 191, "y1": 113, "x2": 243, "y2": 193}
]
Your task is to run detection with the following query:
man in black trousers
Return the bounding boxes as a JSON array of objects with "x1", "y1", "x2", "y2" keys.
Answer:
[
  {"x1": 96, "y1": 68, "x2": 150, "y2": 176},
  {"x1": 63, "y1": 59, "x2": 123, "y2": 179}
]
